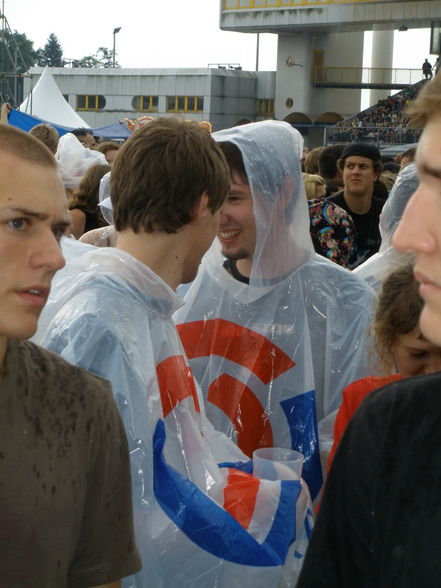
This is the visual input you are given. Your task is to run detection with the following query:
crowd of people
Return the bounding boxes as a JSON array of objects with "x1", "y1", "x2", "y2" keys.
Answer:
[
  {"x1": 1, "y1": 70, "x2": 441, "y2": 587},
  {"x1": 328, "y1": 83, "x2": 424, "y2": 145}
]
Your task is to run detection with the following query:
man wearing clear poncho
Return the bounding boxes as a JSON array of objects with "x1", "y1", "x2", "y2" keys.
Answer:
[
  {"x1": 36, "y1": 118, "x2": 312, "y2": 588},
  {"x1": 175, "y1": 120, "x2": 377, "y2": 498}
]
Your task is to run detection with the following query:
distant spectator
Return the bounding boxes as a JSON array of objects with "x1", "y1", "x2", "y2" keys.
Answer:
[
  {"x1": 29, "y1": 123, "x2": 59, "y2": 154},
  {"x1": 318, "y1": 144, "x2": 345, "y2": 196},
  {"x1": 69, "y1": 163, "x2": 110, "y2": 238},
  {"x1": 422, "y1": 58, "x2": 433, "y2": 80},
  {"x1": 71, "y1": 127, "x2": 97, "y2": 149},
  {"x1": 97, "y1": 141, "x2": 120, "y2": 165},
  {"x1": 397, "y1": 147, "x2": 416, "y2": 170},
  {"x1": 301, "y1": 147, "x2": 309, "y2": 171},
  {"x1": 379, "y1": 170, "x2": 397, "y2": 191},
  {"x1": 303, "y1": 173, "x2": 326, "y2": 199},
  {"x1": 304, "y1": 146, "x2": 325, "y2": 174}
]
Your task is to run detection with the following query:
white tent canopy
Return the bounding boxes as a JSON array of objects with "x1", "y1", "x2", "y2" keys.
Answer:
[{"x1": 20, "y1": 67, "x2": 90, "y2": 129}]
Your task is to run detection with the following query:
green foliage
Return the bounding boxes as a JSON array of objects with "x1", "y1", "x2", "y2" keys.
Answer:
[
  {"x1": 0, "y1": 30, "x2": 37, "y2": 73},
  {"x1": 36, "y1": 33, "x2": 64, "y2": 67},
  {"x1": 76, "y1": 47, "x2": 119, "y2": 68}
]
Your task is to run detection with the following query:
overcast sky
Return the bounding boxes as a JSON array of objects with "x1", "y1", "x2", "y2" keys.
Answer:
[{"x1": 4, "y1": 0, "x2": 437, "y2": 72}]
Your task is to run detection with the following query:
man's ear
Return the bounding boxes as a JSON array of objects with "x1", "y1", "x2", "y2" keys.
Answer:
[{"x1": 191, "y1": 191, "x2": 210, "y2": 224}]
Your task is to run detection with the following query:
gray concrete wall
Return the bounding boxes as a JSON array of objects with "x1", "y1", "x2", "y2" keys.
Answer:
[
  {"x1": 23, "y1": 67, "x2": 263, "y2": 131},
  {"x1": 220, "y1": 1, "x2": 441, "y2": 34},
  {"x1": 275, "y1": 30, "x2": 364, "y2": 122}
]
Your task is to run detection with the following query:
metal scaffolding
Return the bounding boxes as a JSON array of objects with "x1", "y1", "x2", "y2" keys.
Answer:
[{"x1": 0, "y1": 1, "x2": 30, "y2": 106}]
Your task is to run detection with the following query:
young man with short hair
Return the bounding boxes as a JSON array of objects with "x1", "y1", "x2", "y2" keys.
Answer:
[
  {"x1": 175, "y1": 120, "x2": 377, "y2": 499},
  {"x1": 297, "y1": 72, "x2": 441, "y2": 588},
  {"x1": 326, "y1": 143, "x2": 385, "y2": 268},
  {"x1": 0, "y1": 125, "x2": 140, "y2": 587},
  {"x1": 71, "y1": 127, "x2": 97, "y2": 149},
  {"x1": 40, "y1": 118, "x2": 311, "y2": 587}
]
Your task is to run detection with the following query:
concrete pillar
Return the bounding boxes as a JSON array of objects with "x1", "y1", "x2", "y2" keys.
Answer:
[
  {"x1": 370, "y1": 26, "x2": 394, "y2": 105},
  {"x1": 275, "y1": 31, "x2": 364, "y2": 125}
]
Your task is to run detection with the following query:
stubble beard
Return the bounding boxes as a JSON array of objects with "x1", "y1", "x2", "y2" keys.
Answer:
[{"x1": 222, "y1": 247, "x2": 251, "y2": 261}]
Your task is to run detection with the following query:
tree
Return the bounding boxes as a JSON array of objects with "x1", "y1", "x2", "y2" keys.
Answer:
[
  {"x1": 36, "y1": 33, "x2": 64, "y2": 67},
  {"x1": 0, "y1": 29, "x2": 37, "y2": 104},
  {"x1": 0, "y1": 30, "x2": 36, "y2": 73},
  {"x1": 76, "y1": 47, "x2": 118, "y2": 68}
]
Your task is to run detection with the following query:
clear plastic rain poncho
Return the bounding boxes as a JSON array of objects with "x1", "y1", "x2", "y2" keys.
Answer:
[
  {"x1": 354, "y1": 163, "x2": 419, "y2": 291},
  {"x1": 56, "y1": 132, "x2": 107, "y2": 190},
  {"x1": 174, "y1": 120, "x2": 377, "y2": 498},
  {"x1": 36, "y1": 246, "x2": 313, "y2": 588}
]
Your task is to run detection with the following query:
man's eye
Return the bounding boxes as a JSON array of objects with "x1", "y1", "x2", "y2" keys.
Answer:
[
  {"x1": 8, "y1": 218, "x2": 28, "y2": 231},
  {"x1": 408, "y1": 350, "x2": 428, "y2": 358},
  {"x1": 52, "y1": 227, "x2": 66, "y2": 242}
]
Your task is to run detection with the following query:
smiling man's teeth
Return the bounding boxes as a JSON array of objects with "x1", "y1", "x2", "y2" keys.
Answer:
[
  {"x1": 220, "y1": 230, "x2": 240, "y2": 239},
  {"x1": 28, "y1": 289, "x2": 41, "y2": 295}
]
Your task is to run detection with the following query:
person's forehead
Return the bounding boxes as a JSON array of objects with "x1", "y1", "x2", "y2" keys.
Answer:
[
  {"x1": 230, "y1": 168, "x2": 249, "y2": 187},
  {"x1": 416, "y1": 115, "x2": 441, "y2": 168},
  {"x1": 344, "y1": 156, "x2": 374, "y2": 166},
  {"x1": 399, "y1": 329, "x2": 441, "y2": 350},
  {"x1": 78, "y1": 132, "x2": 94, "y2": 142},
  {"x1": 0, "y1": 154, "x2": 67, "y2": 214}
]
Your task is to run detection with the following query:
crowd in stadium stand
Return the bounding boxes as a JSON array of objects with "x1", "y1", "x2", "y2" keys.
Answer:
[{"x1": 328, "y1": 83, "x2": 424, "y2": 144}]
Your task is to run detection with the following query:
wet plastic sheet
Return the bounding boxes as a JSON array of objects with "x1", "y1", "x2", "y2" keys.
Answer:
[
  {"x1": 56, "y1": 132, "x2": 106, "y2": 189},
  {"x1": 174, "y1": 121, "x2": 377, "y2": 498},
  {"x1": 37, "y1": 247, "x2": 313, "y2": 587}
]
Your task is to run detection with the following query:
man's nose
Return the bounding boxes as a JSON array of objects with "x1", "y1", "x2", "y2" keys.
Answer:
[{"x1": 30, "y1": 230, "x2": 66, "y2": 272}]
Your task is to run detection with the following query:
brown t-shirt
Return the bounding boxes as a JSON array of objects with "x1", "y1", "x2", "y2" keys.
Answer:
[{"x1": 0, "y1": 339, "x2": 141, "y2": 587}]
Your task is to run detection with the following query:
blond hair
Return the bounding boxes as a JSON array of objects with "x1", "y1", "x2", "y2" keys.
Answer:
[{"x1": 302, "y1": 173, "x2": 326, "y2": 200}]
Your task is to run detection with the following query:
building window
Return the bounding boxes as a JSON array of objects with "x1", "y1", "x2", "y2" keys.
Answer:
[
  {"x1": 76, "y1": 95, "x2": 106, "y2": 111},
  {"x1": 257, "y1": 99, "x2": 274, "y2": 115},
  {"x1": 166, "y1": 95, "x2": 204, "y2": 112},
  {"x1": 132, "y1": 95, "x2": 158, "y2": 112},
  {"x1": 63, "y1": 94, "x2": 69, "y2": 102}
]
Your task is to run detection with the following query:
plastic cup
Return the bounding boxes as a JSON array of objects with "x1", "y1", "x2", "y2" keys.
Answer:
[{"x1": 253, "y1": 447, "x2": 304, "y2": 481}]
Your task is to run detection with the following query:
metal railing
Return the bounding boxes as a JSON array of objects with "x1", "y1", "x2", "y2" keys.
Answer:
[
  {"x1": 325, "y1": 125, "x2": 422, "y2": 147},
  {"x1": 223, "y1": 0, "x2": 383, "y2": 10},
  {"x1": 311, "y1": 66, "x2": 423, "y2": 87}
]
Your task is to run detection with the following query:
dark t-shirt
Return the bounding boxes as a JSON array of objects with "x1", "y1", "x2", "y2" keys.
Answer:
[
  {"x1": 223, "y1": 258, "x2": 249, "y2": 284},
  {"x1": 0, "y1": 339, "x2": 141, "y2": 587},
  {"x1": 297, "y1": 373, "x2": 441, "y2": 587},
  {"x1": 70, "y1": 205, "x2": 106, "y2": 233},
  {"x1": 326, "y1": 191, "x2": 384, "y2": 268}
]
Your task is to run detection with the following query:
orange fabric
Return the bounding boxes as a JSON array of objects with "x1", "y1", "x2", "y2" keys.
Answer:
[
  {"x1": 156, "y1": 355, "x2": 200, "y2": 417},
  {"x1": 223, "y1": 468, "x2": 260, "y2": 530},
  {"x1": 177, "y1": 319, "x2": 295, "y2": 385},
  {"x1": 327, "y1": 374, "x2": 401, "y2": 473},
  {"x1": 208, "y1": 373, "x2": 273, "y2": 457}
]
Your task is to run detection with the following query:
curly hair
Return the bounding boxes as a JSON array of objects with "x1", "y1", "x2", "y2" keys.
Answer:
[{"x1": 374, "y1": 263, "x2": 423, "y2": 371}]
